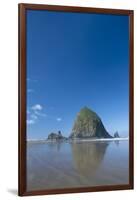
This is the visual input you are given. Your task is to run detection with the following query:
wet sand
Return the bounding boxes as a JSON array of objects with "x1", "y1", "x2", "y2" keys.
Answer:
[{"x1": 27, "y1": 140, "x2": 129, "y2": 191}]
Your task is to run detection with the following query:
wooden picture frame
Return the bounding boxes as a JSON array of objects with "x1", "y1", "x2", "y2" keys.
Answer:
[{"x1": 18, "y1": 3, "x2": 134, "y2": 196}]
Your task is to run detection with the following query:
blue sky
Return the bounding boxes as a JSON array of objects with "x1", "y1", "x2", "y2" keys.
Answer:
[{"x1": 26, "y1": 10, "x2": 129, "y2": 139}]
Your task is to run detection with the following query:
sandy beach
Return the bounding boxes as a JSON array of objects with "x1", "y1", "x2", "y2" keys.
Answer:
[{"x1": 27, "y1": 140, "x2": 129, "y2": 191}]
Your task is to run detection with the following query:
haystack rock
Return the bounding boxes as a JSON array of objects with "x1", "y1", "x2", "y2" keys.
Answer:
[{"x1": 70, "y1": 107, "x2": 112, "y2": 139}]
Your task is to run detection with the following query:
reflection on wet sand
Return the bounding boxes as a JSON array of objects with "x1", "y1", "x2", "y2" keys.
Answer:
[
  {"x1": 114, "y1": 140, "x2": 119, "y2": 146},
  {"x1": 46, "y1": 141, "x2": 63, "y2": 152},
  {"x1": 71, "y1": 141, "x2": 109, "y2": 176},
  {"x1": 27, "y1": 140, "x2": 129, "y2": 191}
]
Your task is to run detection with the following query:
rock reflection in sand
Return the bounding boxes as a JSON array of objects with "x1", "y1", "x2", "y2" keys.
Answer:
[{"x1": 71, "y1": 141, "x2": 109, "y2": 176}]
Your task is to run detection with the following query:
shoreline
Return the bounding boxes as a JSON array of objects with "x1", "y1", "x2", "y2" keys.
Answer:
[{"x1": 27, "y1": 137, "x2": 129, "y2": 143}]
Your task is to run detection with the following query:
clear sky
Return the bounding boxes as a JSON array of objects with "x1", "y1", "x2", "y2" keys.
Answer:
[{"x1": 26, "y1": 10, "x2": 129, "y2": 139}]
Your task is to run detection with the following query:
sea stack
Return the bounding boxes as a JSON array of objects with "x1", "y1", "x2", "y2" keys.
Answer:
[
  {"x1": 114, "y1": 131, "x2": 120, "y2": 138},
  {"x1": 47, "y1": 131, "x2": 67, "y2": 141},
  {"x1": 70, "y1": 107, "x2": 112, "y2": 139}
]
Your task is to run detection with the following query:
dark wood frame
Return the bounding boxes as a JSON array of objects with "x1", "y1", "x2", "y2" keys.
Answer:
[{"x1": 18, "y1": 3, "x2": 134, "y2": 196}]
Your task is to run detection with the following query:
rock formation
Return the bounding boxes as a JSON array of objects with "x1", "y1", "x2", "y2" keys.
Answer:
[
  {"x1": 70, "y1": 106, "x2": 112, "y2": 139},
  {"x1": 47, "y1": 131, "x2": 66, "y2": 141},
  {"x1": 114, "y1": 131, "x2": 120, "y2": 138}
]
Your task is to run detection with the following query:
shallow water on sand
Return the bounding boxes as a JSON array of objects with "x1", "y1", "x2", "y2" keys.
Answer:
[{"x1": 27, "y1": 140, "x2": 129, "y2": 191}]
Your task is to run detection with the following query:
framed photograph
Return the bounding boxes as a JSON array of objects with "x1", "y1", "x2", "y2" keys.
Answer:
[{"x1": 18, "y1": 3, "x2": 134, "y2": 196}]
